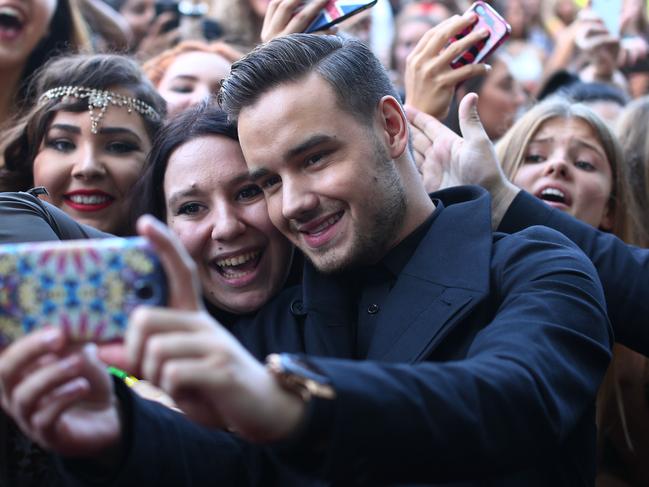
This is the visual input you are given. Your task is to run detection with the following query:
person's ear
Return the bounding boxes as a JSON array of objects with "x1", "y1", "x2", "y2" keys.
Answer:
[{"x1": 377, "y1": 95, "x2": 409, "y2": 159}]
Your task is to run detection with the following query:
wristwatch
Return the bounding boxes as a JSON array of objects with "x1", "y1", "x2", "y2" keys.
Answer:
[{"x1": 266, "y1": 353, "x2": 336, "y2": 402}]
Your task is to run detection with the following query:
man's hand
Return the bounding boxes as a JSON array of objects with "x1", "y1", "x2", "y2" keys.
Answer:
[
  {"x1": 261, "y1": 0, "x2": 331, "y2": 43},
  {"x1": 405, "y1": 93, "x2": 520, "y2": 228},
  {"x1": 0, "y1": 329, "x2": 121, "y2": 458},
  {"x1": 126, "y1": 215, "x2": 305, "y2": 442},
  {"x1": 404, "y1": 12, "x2": 490, "y2": 120}
]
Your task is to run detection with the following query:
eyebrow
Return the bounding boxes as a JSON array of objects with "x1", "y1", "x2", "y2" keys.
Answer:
[
  {"x1": 48, "y1": 123, "x2": 80, "y2": 134},
  {"x1": 248, "y1": 134, "x2": 334, "y2": 181},
  {"x1": 248, "y1": 166, "x2": 270, "y2": 182},
  {"x1": 574, "y1": 140, "x2": 606, "y2": 157},
  {"x1": 167, "y1": 172, "x2": 253, "y2": 205},
  {"x1": 285, "y1": 134, "x2": 333, "y2": 160},
  {"x1": 229, "y1": 172, "x2": 255, "y2": 186},
  {"x1": 167, "y1": 188, "x2": 200, "y2": 207},
  {"x1": 97, "y1": 126, "x2": 143, "y2": 142},
  {"x1": 531, "y1": 136, "x2": 605, "y2": 156},
  {"x1": 48, "y1": 123, "x2": 143, "y2": 143},
  {"x1": 171, "y1": 75, "x2": 198, "y2": 82}
]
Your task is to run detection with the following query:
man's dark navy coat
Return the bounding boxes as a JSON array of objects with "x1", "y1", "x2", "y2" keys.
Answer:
[
  {"x1": 49, "y1": 186, "x2": 610, "y2": 486},
  {"x1": 499, "y1": 190, "x2": 649, "y2": 357}
]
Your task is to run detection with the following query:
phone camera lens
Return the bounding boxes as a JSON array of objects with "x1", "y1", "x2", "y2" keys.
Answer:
[{"x1": 135, "y1": 281, "x2": 155, "y2": 301}]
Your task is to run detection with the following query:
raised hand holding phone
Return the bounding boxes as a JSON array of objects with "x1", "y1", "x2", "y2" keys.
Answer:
[
  {"x1": 405, "y1": 11, "x2": 493, "y2": 120},
  {"x1": 155, "y1": 0, "x2": 181, "y2": 33},
  {"x1": 0, "y1": 217, "x2": 202, "y2": 462},
  {"x1": 449, "y1": 1, "x2": 510, "y2": 68}
]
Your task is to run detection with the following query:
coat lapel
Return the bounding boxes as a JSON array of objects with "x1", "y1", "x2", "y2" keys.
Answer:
[
  {"x1": 367, "y1": 187, "x2": 493, "y2": 362},
  {"x1": 367, "y1": 279, "x2": 480, "y2": 362}
]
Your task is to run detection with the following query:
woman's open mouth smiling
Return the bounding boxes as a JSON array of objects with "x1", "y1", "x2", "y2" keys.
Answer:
[
  {"x1": 210, "y1": 249, "x2": 263, "y2": 286},
  {"x1": 0, "y1": 5, "x2": 24, "y2": 41},
  {"x1": 63, "y1": 190, "x2": 115, "y2": 212}
]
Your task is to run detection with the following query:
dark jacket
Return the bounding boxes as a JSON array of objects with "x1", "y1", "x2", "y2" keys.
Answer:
[
  {"x1": 499, "y1": 190, "x2": 649, "y2": 356},
  {"x1": 57, "y1": 186, "x2": 611, "y2": 486}
]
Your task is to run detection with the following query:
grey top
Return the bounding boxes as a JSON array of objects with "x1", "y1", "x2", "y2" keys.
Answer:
[{"x1": 0, "y1": 191, "x2": 110, "y2": 243}]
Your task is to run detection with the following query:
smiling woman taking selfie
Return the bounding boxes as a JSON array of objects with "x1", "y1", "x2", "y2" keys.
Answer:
[{"x1": 131, "y1": 101, "x2": 295, "y2": 319}]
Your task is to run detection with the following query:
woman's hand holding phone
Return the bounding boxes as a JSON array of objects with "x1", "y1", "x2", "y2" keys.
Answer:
[{"x1": 404, "y1": 12, "x2": 491, "y2": 120}]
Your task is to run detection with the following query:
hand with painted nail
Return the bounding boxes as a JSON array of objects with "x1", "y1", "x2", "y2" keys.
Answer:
[
  {"x1": 125, "y1": 215, "x2": 304, "y2": 441},
  {"x1": 0, "y1": 328, "x2": 121, "y2": 458},
  {"x1": 404, "y1": 13, "x2": 491, "y2": 120},
  {"x1": 261, "y1": 0, "x2": 333, "y2": 43}
]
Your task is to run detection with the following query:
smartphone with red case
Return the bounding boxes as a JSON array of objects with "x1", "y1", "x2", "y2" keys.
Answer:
[
  {"x1": 0, "y1": 237, "x2": 167, "y2": 346},
  {"x1": 304, "y1": 0, "x2": 377, "y2": 33},
  {"x1": 450, "y1": 1, "x2": 511, "y2": 69}
]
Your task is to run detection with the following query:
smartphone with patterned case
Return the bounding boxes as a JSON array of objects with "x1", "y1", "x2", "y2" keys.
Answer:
[
  {"x1": 449, "y1": 1, "x2": 511, "y2": 69},
  {"x1": 0, "y1": 237, "x2": 167, "y2": 346}
]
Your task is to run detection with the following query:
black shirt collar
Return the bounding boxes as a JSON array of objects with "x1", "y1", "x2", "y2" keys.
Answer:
[{"x1": 381, "y1": 199, "x2": 444, "y2": 278}]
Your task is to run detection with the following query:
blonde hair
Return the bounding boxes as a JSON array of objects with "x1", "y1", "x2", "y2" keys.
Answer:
[
  {"x1": 496, "y1": 97, "x2": 627, "y2": 233},
  {"x1": 142, "y1": 40, "x2": 243, "y2": 88},
  {"x1": 614, "y1": 96, "x2": 649, "y2": 247}
]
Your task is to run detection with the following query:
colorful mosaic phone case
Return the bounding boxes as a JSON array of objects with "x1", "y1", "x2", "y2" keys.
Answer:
[{"x1": 0, "y1": 237, "x2": 167, "y2": 346}]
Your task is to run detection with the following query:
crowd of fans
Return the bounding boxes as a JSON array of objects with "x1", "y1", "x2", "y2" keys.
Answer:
[{"x1": 2, "y1": 0, "x2": 649, "y2": 485}]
